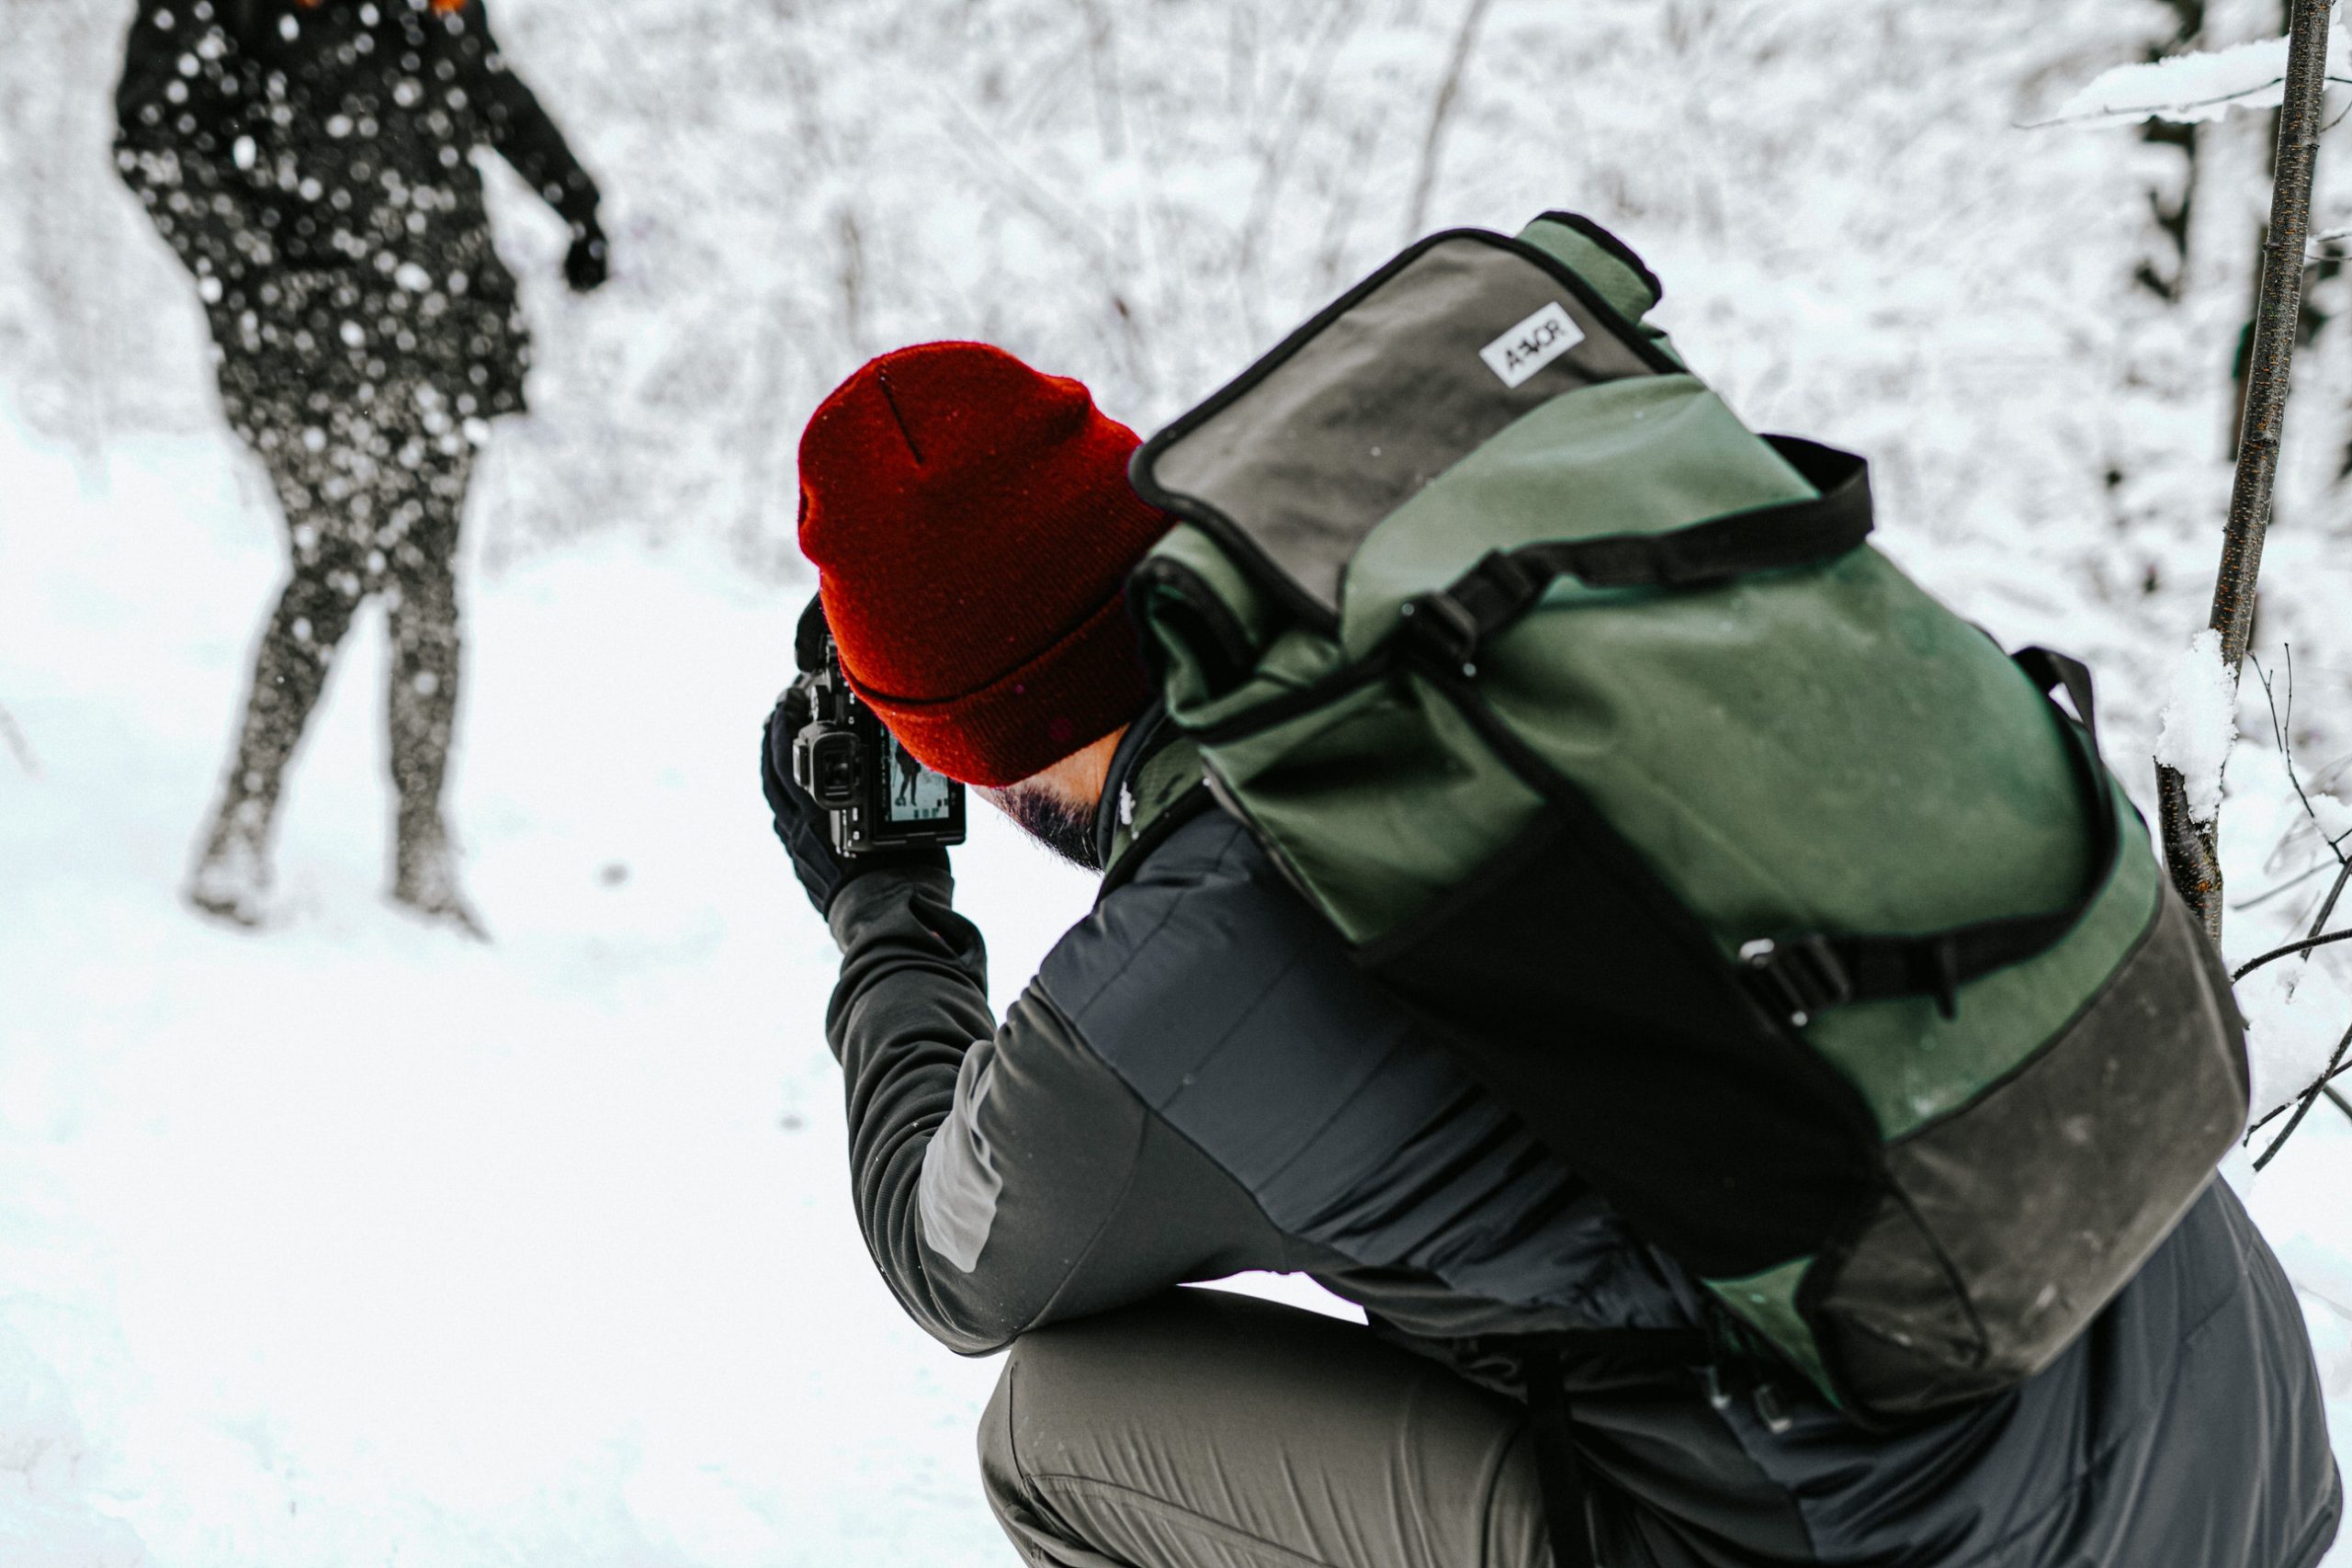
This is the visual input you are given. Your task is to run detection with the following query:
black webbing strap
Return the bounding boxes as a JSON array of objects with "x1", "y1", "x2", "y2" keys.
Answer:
[
  {"x1": 1397, "y1": 436, "x2": 1871, "y2": 669},
  {"x1": 1519, "y1": 1344, "x2": 1598, "y2": 1568},
  {"x1": 1738, "y1": 648, "x2": 2121, "y2": 1026}
]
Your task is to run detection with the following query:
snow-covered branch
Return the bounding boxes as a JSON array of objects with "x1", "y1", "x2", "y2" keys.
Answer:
[{"x1": 2031, "y1": 28, "x2": 2352, "y2": 129}]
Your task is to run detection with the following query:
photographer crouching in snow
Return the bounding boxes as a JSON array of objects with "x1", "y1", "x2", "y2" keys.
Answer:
[
  {"x1": 761, "y1": 334, "x2": 2340, "y2": 1567},
  {"x1": 114, "y1": 0, "x2": 607, "y2": 934}
]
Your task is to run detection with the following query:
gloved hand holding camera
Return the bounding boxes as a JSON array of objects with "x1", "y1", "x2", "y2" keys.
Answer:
[{"x1": 761, "y1": 594, "x2": 963, "y2": 916}]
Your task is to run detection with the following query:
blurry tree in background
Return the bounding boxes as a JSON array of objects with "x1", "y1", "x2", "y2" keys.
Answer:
[
  {"x1": 6, "y1": 0, "x2": 2352, "y2": 782},
  {"x1": 2133, "y1": 0, "x2": 2206, "y2": 303}
]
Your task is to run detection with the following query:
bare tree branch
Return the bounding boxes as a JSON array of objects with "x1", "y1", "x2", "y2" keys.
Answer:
[
  {"x1": 1404, "y1": 0, "x2": 1495, "y2": 240},
  {"x1": 2252, "y1": 651, "x2": 2352, "y2": 866},
  {"x1": 2233, "y1": 923, "x2": 2352, "y2": 978},
  {"x1": 2245, "y1": 1055, "x2": 2352, "y2": 1136},
  {"x1": 2232, "y1": 857, "x2": 2333, "y2": 909}
]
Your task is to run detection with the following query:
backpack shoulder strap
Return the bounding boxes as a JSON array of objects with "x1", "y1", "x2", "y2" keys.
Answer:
[
  {"x1": 1097, "y1": 720, "x2": 1216, "y2": 897},
  {"x1": 1732, "y1": 649, "x2": 2123, "y2": 1025}
]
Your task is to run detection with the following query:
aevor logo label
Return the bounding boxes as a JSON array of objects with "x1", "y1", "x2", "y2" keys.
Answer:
[{"x1": 1479, "y1": 300, "x2": 1584, "y2": 388}]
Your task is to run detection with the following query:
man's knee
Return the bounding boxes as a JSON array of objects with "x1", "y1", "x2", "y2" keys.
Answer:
[
  {"x1": 977, "y1": 1327, "x2": 1078, "y2": 1538},
  {"x1": 977, "y1": 1294, "x2": 1193, "y2": 1493},
  {"x1": 269, "y1": 553, "x2": 367, "y2": 656},
  {"x1": 977, "y1": 1307, "x2": 1188, "y2": 1566},
  {"x1": 975, "y1": 1295, "x2": 1560, "y2": 1568},
  {"x1": 978, "y1": 1343, "x2": 1022, "y2": 1512},
  {"x1": 978, "y1": 1335, "x2": 1066, "y2": 1566}
]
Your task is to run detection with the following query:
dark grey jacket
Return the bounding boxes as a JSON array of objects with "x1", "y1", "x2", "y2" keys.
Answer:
[{"x1": 824, "y1": 735, "x2": 2341, "y2": 1567}]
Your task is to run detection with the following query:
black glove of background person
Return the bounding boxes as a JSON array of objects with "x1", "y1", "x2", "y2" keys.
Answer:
[
  {"x1": 760, "y1": 600, "x2": 950, "y2": 916},
  {"x1": 563, "y1": 218, "x2": 609, "y2": 293}
]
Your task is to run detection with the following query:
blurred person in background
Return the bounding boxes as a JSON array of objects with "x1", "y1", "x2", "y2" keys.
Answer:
[{"x1": 113, "y1": 0, "x2": 608, "y2": 935}]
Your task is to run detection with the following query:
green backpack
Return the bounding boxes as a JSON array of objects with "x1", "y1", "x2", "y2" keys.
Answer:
[{"x1": 1114, "y1": 212, "x2": 2249, "y2": 1422}]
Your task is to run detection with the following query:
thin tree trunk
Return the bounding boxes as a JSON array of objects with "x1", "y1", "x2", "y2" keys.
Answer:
[{"x1": 2157, "y1": 0, "x2": 2334, "y2": 942}]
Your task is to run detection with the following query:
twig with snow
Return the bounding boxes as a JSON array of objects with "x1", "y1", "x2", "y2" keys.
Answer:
[
  {"x1": 2255, "y1": 1020, "x2": 2352, "y2": 1168},
  {"x1": 2246, "y1": 1056, "x2": 2352, "y2": 1137},
  {"x1": 2232, "y1": 660, "x2": 2352, "y2": 1159},
  {"x1": 2027, "y1": 71, "x2": 2352, "y2": 130},
  {"x1": 2252, "y1": 651, "x2": 2352, "y2": 867},
  {"x1": 2300, "y1": 857, "x2": 2352, "y2": 953},
  {"x1": 2235, "y1": 924, "x2": 2352, "y2": 980},
  {"x1": 2028, "y1": 14, "x2": 2352, "y2": 130},
  {"x1": 2307, "y1": 225, "x2": 2352, "y2": 257},
  {"x1": 2245, "y1": 650, "x2": 2352, "y2": 941}
]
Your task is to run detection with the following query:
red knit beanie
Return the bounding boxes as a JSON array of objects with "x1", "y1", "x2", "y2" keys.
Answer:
[{"x1": 796, "y1": 342, "x2": 1174, "y2": 788}]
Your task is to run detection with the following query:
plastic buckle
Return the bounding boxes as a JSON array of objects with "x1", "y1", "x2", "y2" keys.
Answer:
[
  {"x1": 1397, "y1": 552, "x2": 1541, "y2": 676},
  {"x1": 1737, "y1": 935, "x2": 1853, "y2": 1028},
  {"x1": 1396, "y1": 590, "x2": 1486, "y2": 674},
  {"x1": 1702, "y1": 1362, "x2": 1734, "y2": 1412},
  {"x1": 1923, "y1": 936, "x2": 1962, "y2": 1021}
]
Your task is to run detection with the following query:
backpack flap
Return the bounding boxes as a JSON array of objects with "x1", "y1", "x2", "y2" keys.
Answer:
[{"x1": 1131, "y1": 226, "x2": 1680, "y2": 631}]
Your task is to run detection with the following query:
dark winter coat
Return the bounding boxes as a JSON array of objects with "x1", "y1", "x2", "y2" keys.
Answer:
[
  {"x1": 825, "y1": 715, "x2": 2342, "y2": 1568},
  {"x1": 112, "y1": 0, "x2": 598, "y2": 426}
]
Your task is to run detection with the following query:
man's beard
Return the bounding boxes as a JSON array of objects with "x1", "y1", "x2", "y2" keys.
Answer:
[{"x1": 981, "y1": 781, "x2": 1102, "y2": 873}]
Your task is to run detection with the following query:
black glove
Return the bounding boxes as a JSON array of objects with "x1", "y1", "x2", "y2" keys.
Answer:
[
  {"x1": 761, "y1": 684, "x2": 950, "y2": 919},
  {"x1": 563, "y1": 218, "x2": 608, "y2": 293}
]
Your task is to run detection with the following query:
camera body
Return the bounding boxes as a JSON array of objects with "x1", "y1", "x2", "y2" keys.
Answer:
[{"x1": 790, "y1": 633, "x2": 967, "y2": 859}]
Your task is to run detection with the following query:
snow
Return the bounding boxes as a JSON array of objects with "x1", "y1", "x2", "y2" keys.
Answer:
[
  {"x1": 2310, "y1": 790, "x2": 2352, "y2": 847},
  {"x1": 0, "y1": 407, "x2": 1087, "y2": 1564},
  {"x1": 2238, "y1": 961, "x2": 2352, "y2": 1123},
  {"x1": 0, "y1": 1326, "x2": 144, "y2": 1568},
  {"x1": 4, "y1": 0, "x2": 2351, "y2": 1560},
  {"x1": 2040, "y1": 33, "x2": 2301, "y2": 127},
  {"x1": 2156, "y1": 627, "x2": 2240, "y2": 825}
]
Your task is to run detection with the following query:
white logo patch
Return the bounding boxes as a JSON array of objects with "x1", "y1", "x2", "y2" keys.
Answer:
[{"x1": 1479, "y1": 301, "x2": 1585, "y2": 388}]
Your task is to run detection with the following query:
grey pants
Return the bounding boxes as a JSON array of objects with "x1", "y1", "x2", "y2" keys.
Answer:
[
  {"x1": 201, "y1": 377, "x2": 473, "y2": 870},
  {"x1": 979, "y1": 1290, "x2": 1564, "y2": 1568}
]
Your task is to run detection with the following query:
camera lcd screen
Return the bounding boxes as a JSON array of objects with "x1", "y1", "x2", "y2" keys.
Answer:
[{"x1": 883, "y1": 736, "x2": 956, "y2": 824}]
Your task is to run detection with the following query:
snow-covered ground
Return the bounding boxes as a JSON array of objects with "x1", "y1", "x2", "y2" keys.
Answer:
[{"x1": 0, "y1": 407, "x2": 1110, "y2": 1564}]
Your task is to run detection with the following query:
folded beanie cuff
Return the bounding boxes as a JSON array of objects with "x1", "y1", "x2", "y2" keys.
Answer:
[{"x1": 846, "y1": 588, "x2": 1152, "y2": 788}]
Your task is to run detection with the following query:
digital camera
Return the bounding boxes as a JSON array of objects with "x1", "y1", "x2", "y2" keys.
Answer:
[{"x1": 789, "y1": 627, "x2": 967, "y2": 859}]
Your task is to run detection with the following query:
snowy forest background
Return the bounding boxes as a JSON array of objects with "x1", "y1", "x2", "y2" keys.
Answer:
[{"x1": 3, "y1": 0, "x2": 2350, "y2": 1562}]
